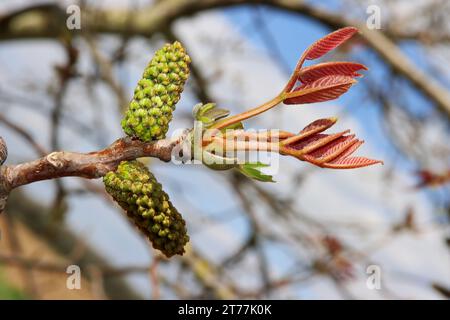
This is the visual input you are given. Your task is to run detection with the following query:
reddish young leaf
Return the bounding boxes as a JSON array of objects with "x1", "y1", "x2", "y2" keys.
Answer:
[
  {"x1": 286, "y1": 133, "x2": 329, "y2": 150},
  {"x1": 298, "y1": 61, "x2": 367, "y2": 84},
  {"x1": 303, "y1": 135, "x2": 358, "y2": 164},
  {"x1": 278, "y1": 118, "x2": 382, "y2": 169},
  {"x1": 302, "y1": 27, "x2": 358, "y2": 61},
  {"x1": 283, "y1": 130, "x2": 349, "y2": 156},
  {"x1": 300, "y1": 117, "x2": 337, "y2": 134},
  {"x1": 281, "y1": 117, "x2": 337, "y2": 146},
  {"x1": 283, "y1": 27, "x2": 359, "y2": 92},
  {"x1": 308, "y1": 135, "x2": 356, "y2": 158},
  {"x1": 284, "y1": 75, "x2": 356, "y2": 105},
  {"x1": 322, "y1": 156, "x2": 383, "y2": 169},
  {"x1": 330, "y1": 139, "x2": 364, "y2": 162}
]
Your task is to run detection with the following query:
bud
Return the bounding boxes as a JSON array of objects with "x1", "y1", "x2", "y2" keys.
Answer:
[
  {"x1": 121, "y1": 42, "x2": 191, "y2": 141},
  {"x1": 0, "y1": 137, "x2": 7, "y2": 165},
  {"x1": 103, "y1": 161, "x2": 189, "y2": 257}
]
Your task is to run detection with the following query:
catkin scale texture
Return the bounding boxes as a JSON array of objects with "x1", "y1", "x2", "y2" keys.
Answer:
[
  {"x1": 103, "y1": 161, "x2": 189, "y2": 257},
  {"x1": 121, "y1": 41, "x2": 190, "y2": 141}
]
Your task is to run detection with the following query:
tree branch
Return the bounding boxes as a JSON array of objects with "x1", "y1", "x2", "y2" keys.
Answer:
[{"x1": 0, "y1": 132, "x2": 188, "y2": 212}]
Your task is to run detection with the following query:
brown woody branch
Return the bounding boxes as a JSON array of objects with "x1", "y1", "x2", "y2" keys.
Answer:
[{"x1": 0, "y1": 132, "x2": 188, "y2": 213}]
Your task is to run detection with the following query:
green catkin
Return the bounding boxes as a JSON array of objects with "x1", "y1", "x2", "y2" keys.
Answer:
[
  {"x1": 121, "y1": 41, "x2": 191, "y2": 141},
  {"x1": 103, "y1": 161, "x2": 189, "y2": 257}
]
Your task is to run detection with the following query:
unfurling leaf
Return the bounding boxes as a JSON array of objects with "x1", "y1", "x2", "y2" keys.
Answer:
[
  {"x1": 302, "y1": 27, "x2": 358, "y2": 61},
  {"x1": 193, "y1": 103, "x2": 230, "y2": 127},
  {"x1": 285, "y1": 131, "x2": 349, "y2": 155},
  {"x1": 238, "y1": 162, "x2": 275, "y2": 182},
  {"x1": 280, "y1": 119, "x2": 382, "y2": 169},
  {"x1": 329, "y1": 139, "x2": 364, "y2": 162},
  {"x1": 303, "y1": 135, "x2": 358, "y2": 164},
  {"x1": 280, "y1": 117, "x2": 338, "y2": 147},
  {"x1": 284, "y1": 75, "x2": 356, "y2": 105},
  {"x1": 300, "y1": 117, "x2": 338, "y2": 135},
  {"x1": 322, "y1": 156, "x2": 383, "y2": 169},
  {"x1": 284, "y1": 27, "x2": 359, "y2": 92},
  {"x1": 298, "y1": 61, "x2": 367, "y2": 83}
]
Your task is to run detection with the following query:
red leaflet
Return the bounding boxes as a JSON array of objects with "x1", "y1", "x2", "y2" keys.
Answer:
[
  {"x1": 283, "y1": 26, "x2": 359, "y2": 93},
  {"x1": 322, "y1": 157, "x2": 383, "y2": 169},
  {"x1": 330, "y1": 139, "x2": 364, "y2": 162},
  {"x1": 298, "y1": 62, "x2": 367, "y2": 84},
  {"x1": 281, "y1": 117, "x2": 337, "y2": 146},
  {"x1": 283, "y1": 131, "x2": 349, "y2": 156},
  {"x1": 300, "y1": 117, "x2": 337, "y2": 134},
  {"x1": 278, "y1": 117, "x2": 382, "y2": 169},
  {"x1": 284, "y1": 75, "x2": 356, "y2": 105},
  {"x1": 287, "y1": 133, "x2": 330, "y2": 151},
  {"x1": 303, "y1": 135, "x2": 358, "y2": 164},
  {"x1": 302, "y1": 27, "x2": 358, "y2": 61}
]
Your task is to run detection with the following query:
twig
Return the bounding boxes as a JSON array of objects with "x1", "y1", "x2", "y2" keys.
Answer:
[{"x1": 0, "y1": 132, "x2": 188, "y2": 212}]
